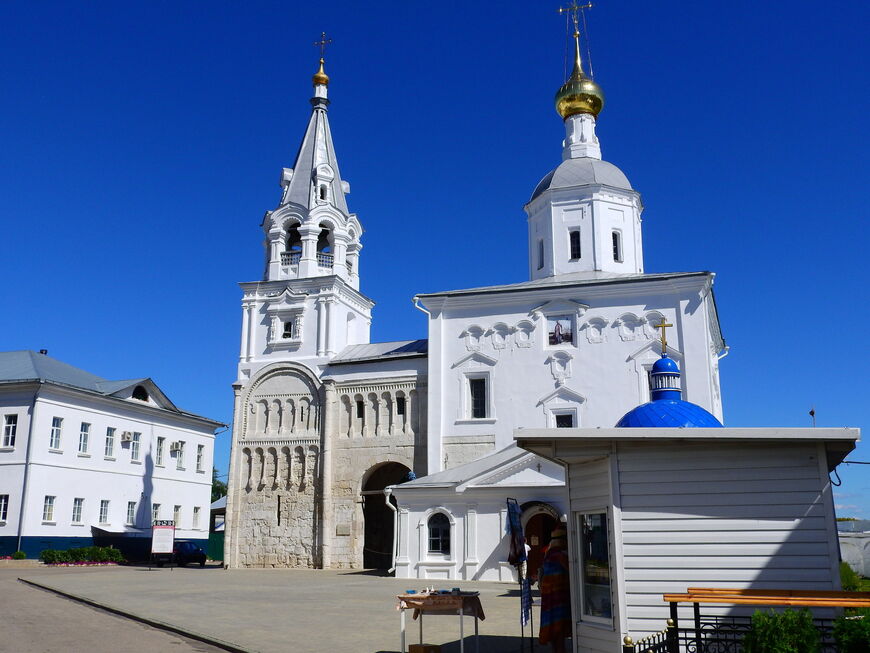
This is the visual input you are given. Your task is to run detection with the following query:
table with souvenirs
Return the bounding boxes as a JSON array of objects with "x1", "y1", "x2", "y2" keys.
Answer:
[{"x1": 396, "y1": 588, "x2": 486, "y2": 653}]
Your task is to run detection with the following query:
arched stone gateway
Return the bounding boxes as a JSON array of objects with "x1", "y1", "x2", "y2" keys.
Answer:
[
  {"x1": 362, "y1": 462, "x2": 411, "y2": 569},
  {"x1": 521, "y1": 500, "x2": 560, "y2": 582}
]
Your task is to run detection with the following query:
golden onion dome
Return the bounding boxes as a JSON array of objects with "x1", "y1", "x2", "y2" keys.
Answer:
[
  {"x1": 312, "y1": 58, "x2": 329, "y2": 86},
  {"x1": 555, "y1": 35, "x2": 604, "y2": 119}
]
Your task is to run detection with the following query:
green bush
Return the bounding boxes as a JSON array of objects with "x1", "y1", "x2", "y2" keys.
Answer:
[
  {"x1": 841, "y1": 561, "x2": 861, "y2": 592},
  {"x1": 39, "y1": 546, "x2": 123, "y2": 564},
  {"x1": 11, "y1": 551, "x2": 26, "y2": 560},
  {"x1": 743, "y1": 609, "x2": 820, "y2": 653},
  {"x1": 834, "y1": 616, "x2": 870, "y2": 653}
]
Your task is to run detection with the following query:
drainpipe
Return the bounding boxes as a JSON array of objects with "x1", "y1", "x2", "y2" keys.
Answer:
[
  {"x1": 717, "y1": 345, "x2": 730, "y2": 361},
  {"x1": 412, "y1": 296, "x2": 430, "y2": 317},
  {"x1": 384, "y1": 486, "x2": 398, "y2": 573},
  {"x1": 17, "y1": 386, "x2": 40, "y2": 554}
]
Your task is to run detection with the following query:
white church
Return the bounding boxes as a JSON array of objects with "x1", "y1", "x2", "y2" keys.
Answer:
[{"x1": 223, "y1": 21, "x2": 729, "y2": 578}]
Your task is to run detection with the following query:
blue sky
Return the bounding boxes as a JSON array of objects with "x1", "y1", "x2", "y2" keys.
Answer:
[{"x1": 1, "y1": 1, "x2": 867, "y2": 514}]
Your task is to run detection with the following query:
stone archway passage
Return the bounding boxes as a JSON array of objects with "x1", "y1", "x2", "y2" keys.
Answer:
[
  {"x1": 362, "y1": 462, "x2": 410, "y2": 569},
  {"x1": 522, "y1": 501, "x2": 560, "y2": 582}
]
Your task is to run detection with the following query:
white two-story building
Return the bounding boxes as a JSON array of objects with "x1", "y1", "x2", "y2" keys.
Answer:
[{"x1": 0, "y1": 350, "x2": 222, "y2": 558}]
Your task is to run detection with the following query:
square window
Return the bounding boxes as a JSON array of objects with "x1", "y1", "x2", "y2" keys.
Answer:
[
  {"x1": 3, "y1": 414, "x2": 17, "y2": 447},
  {"x1": 555, "y1": 413, "x2": 575, "y2": 428}
]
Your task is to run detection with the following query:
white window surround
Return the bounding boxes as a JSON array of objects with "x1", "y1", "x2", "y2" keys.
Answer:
[
  {"x1": 551, "y1": 408, "x2": 579, "y2": 428},
  {"x1": 193, "y1": 506, "x2": 201, "y2": 529},
  {"x1": 418, "y1": 508, "x2": 456, "y2": 562},
  {"x1": 99, "y1": 499, "x2": 110, "y2": 524},
  {"x1": 3, "y1": 414, "x2": 17, "y2": 448},
  {"x1": 173, "y1": 505, "x2": 181, "y2": 527},
  {"x1": 176, "y1": 441, "x2": 185, "y2": 470},
  {"x1": 152, "y1": 503, "x2": 160, "y2": 523},
  {"x1": 0, "y1": 494, "x2": 8, "y2": 523},
  {"x1": 104, "y1": 427, "x2": 115, "y2": 459},
  {"x1": 126, "y1": 501, "x2": 136, "y2": 526},
  {"x1": 611, "y1": 229, "x2": 623, "y2": 263},
  {"x1": 196, "y1": 444, "x2": 204, "y2": 473},
  {"x1": 156, "y1": 437, "x2": 165, "y2": 467},
  {"x1": 42, "y1": 495, "x2": 56, "y2": 523},
  {"x1": 131, "y1": 432, "x2": 141, "y2": 461},
  {"x1": 78, "y1": 422, "x2": 90, "y2": 454},
  {"x1": 49, "y1": 417, "x2": 62, "y2": 450},
  {"x1": 71, "y1": 497, "x2": 84, "y2": 524},
  {"x1": 267, "y1": 311, "x2": 304, "y2": 349},
  {"x1": 455, "y1": 370, "x2": 496, "y2": 424}
]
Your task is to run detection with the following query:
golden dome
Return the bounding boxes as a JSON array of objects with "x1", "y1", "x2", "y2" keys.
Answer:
[
  {"x1": 555, "y1": 35, "x2": 604, "y2": 119},
  {"x1": 312, "y1": 58, "x2": 329, "y2": 86}
]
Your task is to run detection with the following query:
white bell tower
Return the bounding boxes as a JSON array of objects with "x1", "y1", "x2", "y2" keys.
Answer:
[
  {"x1": 524, "y1": 12, "x2": 644, "y2": 280},
  {"x1": 236, "y1": 51, "x2": 373, "y2": 382}
]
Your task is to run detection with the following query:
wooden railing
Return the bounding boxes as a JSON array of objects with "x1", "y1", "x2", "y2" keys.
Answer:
[{"x1": 622, "y1": 587, "x2": 870, "y2": 653}]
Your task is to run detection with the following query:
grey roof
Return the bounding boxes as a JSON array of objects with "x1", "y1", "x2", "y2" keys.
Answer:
[
  {"x1": 416, "y1": 270, "x2": 711, "y2": 300},
  {"x1": 282, "y1": 98, "x2": 350, "y2": 215},
  {"x1": 211, "y1": 496, "x2": 227, "y2": 511},
  {"x1": 330, "y1": 339, "x2": 428, "y2": 365},
  {"x1": 396, "y1": 444, "x2": 528, "y2": 489},
  {"x1": 530, "y1": 157, "x2": 633, "y2": 202},
  {"x1": 0, "y1": 350, "x2": 223, "y2": 426}
]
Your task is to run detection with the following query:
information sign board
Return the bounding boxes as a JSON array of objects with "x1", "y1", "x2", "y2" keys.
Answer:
[{"x1": 151, "y1": 520, "x2": 176, "y2": 554}]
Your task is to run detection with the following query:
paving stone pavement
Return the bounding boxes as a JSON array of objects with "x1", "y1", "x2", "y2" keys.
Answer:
[
  {"x1": 15, "y1": 565, "x2": 545, "y2": 653},
  {"x1": 0, "y1": 568, "x2": 224, "y2": 653}
]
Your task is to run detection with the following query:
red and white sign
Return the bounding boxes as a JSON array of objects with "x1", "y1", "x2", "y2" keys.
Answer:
[{"x1": 151, "y1": 520, "x2": 175, "y2": 554}]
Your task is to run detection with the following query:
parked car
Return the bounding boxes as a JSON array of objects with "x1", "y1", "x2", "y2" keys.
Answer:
[{"x1": 174, "y1": 541, "x2": 207, "y2": 567}]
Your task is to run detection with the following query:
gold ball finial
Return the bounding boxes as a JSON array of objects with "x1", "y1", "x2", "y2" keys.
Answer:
[
  {"x1": 623, "y1": 635, "x2": 634, "y2": 646},
  {"x1": 554, "y1": 7, "x2": 604, "y2": 119},
  {"x1": 313, "y1": 57, "x2": 329, "y2": 86}
]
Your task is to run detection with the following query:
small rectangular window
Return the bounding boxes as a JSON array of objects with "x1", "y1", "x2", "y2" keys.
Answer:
[
  {"x1": 104, "y1": 427, "x2": 115, "y2": 458},
  {"x1": 396, "y1": 396, "x2": 406, "y2": 416},
  {"x1": 152, "y1": 503, "x2": 160, "y2": 523},
  {"x1": 469, "y1": 378, "x2": 487, "y2": 419},
  {"x1": 282, "y1": 321, "x2": 293, "y2": 338},
  {"x1": 356, "y1": 400, "x2": 364, "y2": 419},
  {"x1": 569, "y1": 230, "x2": 581, "y2": 259},
  {"x1": 173, "y1": 505, "x2": 181, "y2": 527},
  {"x1": 156, "y1": 436, "x2": 165, "y2": 466},
  {"x1": 131, "y1": 432, "x2": 141, "y2": 461},
  {"x1": 193, "y1": 506, "x2": 201, "y2": 529},
  {"x1": 578, "y1": 511, "x2": 612, "y2": 620},
  {"x1": 127, "y1": 501, "x2": 136, "y2": 525},
  {"x1": 176, "y1": 441, "x2": 185, "y2": 470},
  {"x1": 555, "y1": 413, "x2": 574, "y2": 428},
  {"x1": 196, "y1": 444, "x2": 204, "y2": 472},
  {"x1": 3, "y1": 415, "x2": 17, "y2": 447},
  {"x1": 43, "y1": 495, "x2": 56, "y2": 522},
  {"x1": 612, "y1": 231, "x2": 622, "y2": 262},
  {"x1": 49, "y1": 417, "x2": 62, "y2": 450},
  {"x1": 0, "y1": 494, "x2": 8, "y2": 522},
  {"x1": 99, "y1": 499, "x2": 109, "y2": 524},
  {"x1": 78, "y1": 422, "x2": 90, "y2": 454},
  {"x1": 537, "y1": 239, "x2": 545, "y2": 270},
  {"x1": 72, "y1": 497, "x2": 84, "y2": 523}
]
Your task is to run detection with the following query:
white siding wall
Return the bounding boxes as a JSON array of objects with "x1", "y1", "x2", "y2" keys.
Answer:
[
  {"x1": 568, "y1": 455, "x2": 621, "y2": 653},
  {"x1": 617, "y1": 441, "x2": 839, "y2": 637}
]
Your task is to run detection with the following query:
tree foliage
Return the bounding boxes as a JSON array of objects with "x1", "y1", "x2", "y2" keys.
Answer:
[
  {"x1": 743, "y1": 609, "x2": 820, "y2": 653},
  {"x1": 211, "y1": 467, "x2": 227, "y2": 503}
]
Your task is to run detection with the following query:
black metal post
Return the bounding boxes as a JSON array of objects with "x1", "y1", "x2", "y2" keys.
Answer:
[{"x1": 693, "y1": 601, "x2": 702, "y2": 652}]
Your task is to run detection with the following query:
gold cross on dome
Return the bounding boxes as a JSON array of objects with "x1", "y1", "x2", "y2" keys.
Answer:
[
  {"x1": 558, "y1": 1, "x2": 593, "y2": 34},
  {"x1": 314, "y1": 32, "x2": 332, "y2": 58},
  {"x1": 655, "y1": 318, "x2": 674, "y2": 355}
]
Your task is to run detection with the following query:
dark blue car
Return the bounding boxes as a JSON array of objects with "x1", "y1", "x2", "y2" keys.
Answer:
[{"x1": 173, "y1": 541, "x2": 207, "y2": 567}]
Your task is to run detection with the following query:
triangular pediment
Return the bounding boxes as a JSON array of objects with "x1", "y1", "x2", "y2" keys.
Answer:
[
  {"x1": 529, "y1": 299, "x2": 589, "y2": 316},
  {"x1": 536, "y1": 385, "x2": 586, "y2": 407},
  {"x1": 264, "y1": 286, "x2": 308, "y2": 310},
  {"x1": 460, "y1": 452, "x2": 564, "y2": 490},
  {"x1": 99, "y1": 378, "x2": 178, "y2": 412},
  {"x1": 451, "y1": 351, "x2": 498, "y2": 369}
]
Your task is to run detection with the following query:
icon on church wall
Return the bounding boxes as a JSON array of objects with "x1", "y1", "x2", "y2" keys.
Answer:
[{"x1": 548, "y1": 316, "x2": 574, "y2": 346}]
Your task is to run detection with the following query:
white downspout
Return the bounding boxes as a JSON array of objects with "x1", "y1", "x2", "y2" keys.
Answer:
[
  {"x1": 412, "y1": 296, "x2": 430, "y2": 317},
  {"x1": 384, "y1": 486, "x2": 398, "y2": 573},
  {"x1": 17, "y1": 387, "x2": 40, "y2": 554}
]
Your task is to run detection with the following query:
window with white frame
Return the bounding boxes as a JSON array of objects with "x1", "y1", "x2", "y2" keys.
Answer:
[
  {"x1": 577, "y1": 510, "x2": 612, "y2": 622},
  {"x1": 192, "y1": 506, "x2": 201, "y2": 529},
  {"x1": 99, "y1": 500, "x2": 110, "y2": 524},
  {"x1": 468, "y1": 376, "x2": 488, "y2": 419},
  {"x1": 196, "y1": 444, "x2": 204, "y2": 472},
  {"x1": 0, "y1": 494, "x2": 8, "y2": 522},
  {"x1": 569, "y1": 229, "x2": 581, "y2": 260},
  {"x1": 173, "y1": 505, "x2": 181, "y2": 526},
  {"x1": 78, "y1": 422, "x2": 90, "y2": 454},
  {"x1": 176, "y1": 441, "x2": 185, "y2": 470},
  {"x1": 131, "y1": 432, "x2": 141, "y2": 461},
  {"x1": 427, "y1": 512, "x2": 451, "y2": 555},
  {"x1": 104, "y1": 427, "x2": 115, "y2": 458},
  {"x1": 156, "y1": 437, "x2": 165, "y2": 466},
  {"x1": 49, "y1": 417, "x2": 62, "y2": 450},
  {"x1": 42, "y1": 495, "x2": 55, "y2": 522},
  {"x1": 611, "y1": 230, "x2": 623, "y2": 262},
  {"x1": 554, "y1": 412, "x2": 576, "y2": 428},
  {"x1": 71, "y1": 497, "x2": 84, "y2": 523},
  {"x1": 152, "y1": 503, "x2": 160, "y2": 523},
  {"x1": 3, "y1": 414, "x2": 17, "y2": 447},
  {"x1": 126, "y1": 501, "x2": 136, "y2": 525},
  {"x1": 537, "y1": 239, "x2": 545, "y2": 270}
]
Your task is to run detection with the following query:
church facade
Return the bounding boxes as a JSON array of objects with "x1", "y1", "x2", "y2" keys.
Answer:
[{"x1": 224, "y1": 33, "x2": 727, "y2": 575}]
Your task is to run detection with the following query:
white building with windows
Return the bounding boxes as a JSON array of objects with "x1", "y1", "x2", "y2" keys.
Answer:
[
  {"x1": 224, "y1": 26, "x2": 729, "y2": 578},
  {"x1": 0, "y1": 350, "x2": 222, "y2": 558}
]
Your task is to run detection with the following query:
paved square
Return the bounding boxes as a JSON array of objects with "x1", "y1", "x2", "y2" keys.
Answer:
[{"x1": 17, "y1": 566, "x2": 537, "y2": 652}]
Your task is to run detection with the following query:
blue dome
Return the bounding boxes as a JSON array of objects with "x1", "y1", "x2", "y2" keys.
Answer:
[
  {"x1": 652, "y1": 356, "x2": 680, "y2": 374},
  {"x1": 616, "y1": 399, "x2": 724, "y2": 428}
]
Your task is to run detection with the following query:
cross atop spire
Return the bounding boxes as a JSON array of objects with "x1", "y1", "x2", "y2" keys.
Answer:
[
  {"x1": 314, "y1": 32, "x2": 332, "y2": 58},
  {"x1": 655, "y1": 318, "x2": 674, "y2": 356},
  {"x1": 558, "y1": 1, "x2": 593, "y2": 38}
]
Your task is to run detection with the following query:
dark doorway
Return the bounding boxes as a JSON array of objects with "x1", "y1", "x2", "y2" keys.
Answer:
[
  {"x1": 362, "y1": 462, "x2": 410, "y2": 569},
  {"x1": 524, "y1": 508, "x2": 558, "y2": 582}
]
